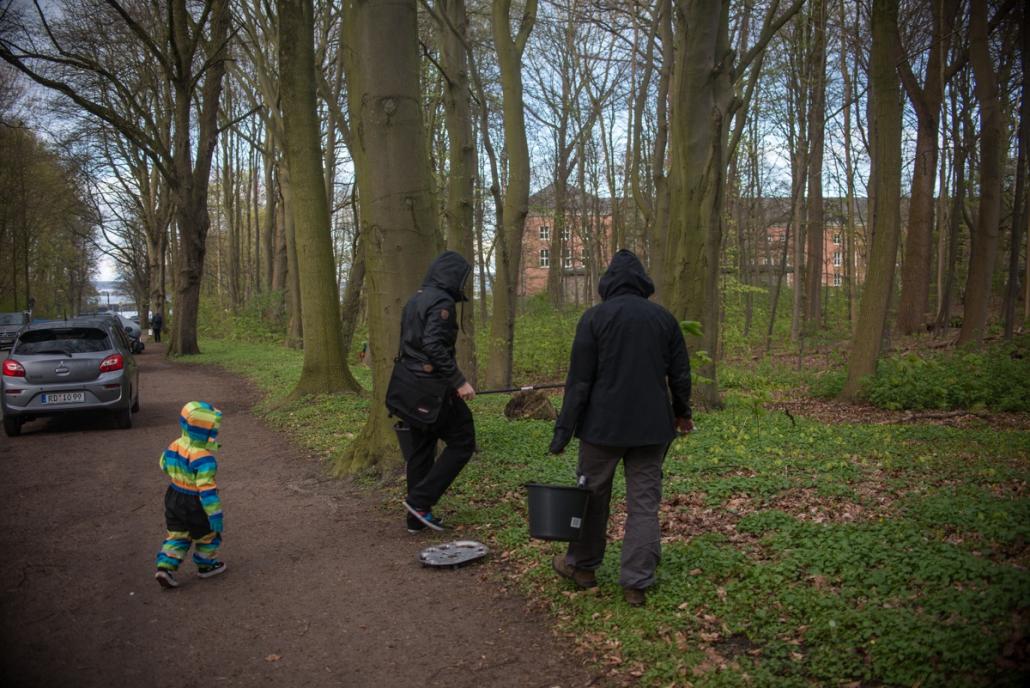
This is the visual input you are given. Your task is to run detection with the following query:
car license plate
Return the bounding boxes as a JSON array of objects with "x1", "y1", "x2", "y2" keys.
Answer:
[{"x1": 42, "y1": 392, "x2": 85, "y2": 404}]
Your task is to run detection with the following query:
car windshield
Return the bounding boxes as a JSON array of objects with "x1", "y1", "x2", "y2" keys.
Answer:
[
  {"x1": 14, "y1": 328, "x2": 111, "y2": 354},
  {"x1": 0, "y1": 313, "x2": 26, "y2": 325}
]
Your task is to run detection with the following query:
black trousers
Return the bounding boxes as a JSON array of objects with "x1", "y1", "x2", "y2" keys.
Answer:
[
  {"x1": 563, "y1": 441, "x2": 669, "y2": 590},
  {"x1": 164, "y1": 485, "x2": 212, "y2": 539},
  {"x1": 398, "y1": 396, "x2": 475, "y2": 511}
]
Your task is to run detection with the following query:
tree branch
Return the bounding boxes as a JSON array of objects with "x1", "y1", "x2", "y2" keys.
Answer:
[
  {"x1": 102, "y1": 0, "x2": 173, "y2": 78},
  {"x1": 736, "y1": 0, "x2": 804, "y2": 79}
]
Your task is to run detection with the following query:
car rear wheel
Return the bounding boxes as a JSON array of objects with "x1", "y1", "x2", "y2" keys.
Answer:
[
  {"x1": 3, "y1": 415, "x2": 22, "y2": 437},
  {"x1": 115, "y1": 406, "x2": 133, "y2": 429},
  {"x1": 131, "y1": 391, "x2": 140, "y2": 413}
]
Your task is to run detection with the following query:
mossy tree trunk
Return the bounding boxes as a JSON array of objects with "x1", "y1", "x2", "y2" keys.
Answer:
[
  {"x1": 894, "y1": 0, "x2": 957, "y2": 336},
  {"x1": 278, "y1": 0, "x2": 361, "y2": 396},
  {"x1": 438, "y1": 0, "x2": 478, "y2": 386},
  {"x1": 958, "y1": 1, "x2": 1009, "y2": 346},
  {"x1": 840, "y1": 0, "x2": 903, "y2": 401},
  {"x1": 167, "y1": 0, "x2": 231, "y2": 356},
  {"x1": 666, "y1": 0, "x2": 732, "y2": 410},
  {"x1": 802, "y1": 0, "x2": 827, "y2": 334},
  {"x1": 484, "y1": 0, "x2": 537, "y2": 388},
  {"x1": 665, "y1": 0, "x2": 801, "y2": 409},
  {"x1": 337, "y1": 0, "x2": 439, "y2": 473}
]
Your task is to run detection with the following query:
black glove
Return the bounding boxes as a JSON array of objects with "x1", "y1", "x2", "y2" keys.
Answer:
[{"x1": 549, "y1": 428, "x2": 571, "y2": 455}]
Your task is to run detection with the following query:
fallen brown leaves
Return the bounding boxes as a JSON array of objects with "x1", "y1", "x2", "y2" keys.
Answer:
[{"x1": 769, "y1": 392, "x2": 1030, "y2": 431}]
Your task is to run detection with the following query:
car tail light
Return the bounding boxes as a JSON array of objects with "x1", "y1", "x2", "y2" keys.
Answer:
[
  {"x1": 2, "y1": 359, "x2": 25, "y2": 377},
  {"x1": 100, "y1": 354, "x2": 124, "y2": 372}
]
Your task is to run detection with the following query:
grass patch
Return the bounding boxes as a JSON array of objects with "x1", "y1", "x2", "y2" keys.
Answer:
[{"x1": 179, "y1": 336, "x2": 1030, "y2": 687}]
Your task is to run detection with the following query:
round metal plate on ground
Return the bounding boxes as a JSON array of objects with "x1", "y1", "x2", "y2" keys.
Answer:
[{"x1": 418, "y1": 540, "x2": 489, "y2": 568}]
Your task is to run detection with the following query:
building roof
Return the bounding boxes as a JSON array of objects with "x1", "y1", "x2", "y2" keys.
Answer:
[{"x1": 528, "y1": 183, "x2": 613, "y2": 215}]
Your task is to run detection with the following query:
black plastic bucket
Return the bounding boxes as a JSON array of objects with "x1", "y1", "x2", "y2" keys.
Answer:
[{"x1": 525, "y1": 482, "x2": 590, "y2": 542}]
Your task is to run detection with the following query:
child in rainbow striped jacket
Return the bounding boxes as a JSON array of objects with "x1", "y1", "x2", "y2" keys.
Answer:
[{"x1": 154, "y1": 401, "x2": 226, "y2": 589}]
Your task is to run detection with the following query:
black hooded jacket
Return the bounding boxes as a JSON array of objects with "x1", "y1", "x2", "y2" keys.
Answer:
[
  {"x1": 550, "y1": 250, "x2": 692, "y2": 452},
  {"x1": 398, "y1": 251, "x2": 471, "y2": 389}
]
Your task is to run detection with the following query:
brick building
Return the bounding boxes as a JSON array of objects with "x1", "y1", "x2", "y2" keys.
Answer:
[
  {"x1": 519, "y1": 190, "x2": 870, "y2": 297},
  {"x1": 518, "y1": 185, "x2": 613, "y2": 303}
]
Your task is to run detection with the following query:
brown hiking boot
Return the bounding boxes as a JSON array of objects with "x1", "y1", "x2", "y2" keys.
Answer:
[
  {"x1": 552, "y1": 555, "x2": 597, "y2": 589},
  {"x1": 623, "y1": 587, "x2": 646, "y2": 607}
]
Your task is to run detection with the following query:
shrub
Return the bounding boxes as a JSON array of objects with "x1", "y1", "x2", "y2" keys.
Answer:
[
  {"x1": 862, "y1": 336, "x2": 1030, "y2": 411},
  {"x1": 804, "y1": 336, "x2": 1030, "y2": 411}
]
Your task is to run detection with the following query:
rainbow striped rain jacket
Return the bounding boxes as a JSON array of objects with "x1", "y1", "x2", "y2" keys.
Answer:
[{"x1": 160, "y1": 401, "x2": 224, "y2": 532}]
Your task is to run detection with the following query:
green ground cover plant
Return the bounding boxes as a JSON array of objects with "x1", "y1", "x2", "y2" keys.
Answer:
[
  {"x1": 809, "y1": 335, "x2": 1030, "y2": 412},
  {"x1": 182, "y1": 335, "x2": 1030, "y2": 687}
]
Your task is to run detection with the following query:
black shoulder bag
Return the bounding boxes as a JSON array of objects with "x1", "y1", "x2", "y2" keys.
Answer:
[{"x1": 385, "y1": 355, "x2": 450, "y2": 430}]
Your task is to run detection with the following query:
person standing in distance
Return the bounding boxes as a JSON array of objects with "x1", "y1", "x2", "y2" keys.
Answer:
[
  {"x1": 151, "y1": 311, "x2": 164, "y2": 343},
  {"x1": 549, "y1": 249, "x2": 693, "y2": 607},
  {"x1": 392, "y1": 250, "x2": 476, "y2": 532}
]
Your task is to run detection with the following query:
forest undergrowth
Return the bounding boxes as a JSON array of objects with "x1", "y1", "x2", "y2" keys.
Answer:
[{"x1": 184, "y1": 300, "x2": 1030, "y2": 687}]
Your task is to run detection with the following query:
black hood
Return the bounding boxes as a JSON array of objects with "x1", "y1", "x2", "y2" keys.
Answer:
[
  {"x1": 597, "y1": 249, "x2": 655, "y2": 301},
  {"x1": 422, "y1": 250, "x2": 472, "y2": 301}
]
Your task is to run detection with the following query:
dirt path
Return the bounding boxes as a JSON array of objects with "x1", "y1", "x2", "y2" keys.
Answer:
[{"x1": 0, "y1": 346, "x2": 597, "y2": 688}]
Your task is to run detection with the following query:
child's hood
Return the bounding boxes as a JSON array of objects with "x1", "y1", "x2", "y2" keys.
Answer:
[{"x1": 178, "y1": 401, "x2": 222, "y2": 451}]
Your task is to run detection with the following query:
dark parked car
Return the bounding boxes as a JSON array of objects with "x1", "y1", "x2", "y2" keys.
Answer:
[
  {"x1": 75, "y1": 312, "x2": 144, "y2": 354},
  {"x1": 0, "y1": 312, "x2": 29, "y2": 350},
  {"x1": 1, "y1": 318, "x2": 140, "y2": 436}
]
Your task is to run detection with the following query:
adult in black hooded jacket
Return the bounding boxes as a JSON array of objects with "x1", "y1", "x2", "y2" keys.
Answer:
[
  {"x1": 390, "y1": 251, "x2": 476, "y2": 532},
  {"x1": 549, "y1": 249, "x2": 692, "y2": 606}
]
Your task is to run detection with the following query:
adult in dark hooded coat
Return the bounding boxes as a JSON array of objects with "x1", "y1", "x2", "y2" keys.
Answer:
[
  {"x1": 389, "y1": 251, "x2": 476, "y2": 533},
  {"x1": 549, "y1": 249, "x2": 693, "y2": 606}
]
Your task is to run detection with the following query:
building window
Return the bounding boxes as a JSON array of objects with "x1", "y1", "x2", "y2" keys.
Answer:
[
  {"x1": 833, "y1": 273, "x2": 843, "y2": 287},
  {"x1": 539, "y1": 249, "x2": 549, "y2": 268},
  {"x1": 561, "y1": 228, "x2": 571, "y2": 241},
  {"x1": 581, "y1": 247, "x2": 589, "y2": 262},
  {"x1": 563, "y1": 252, "x2": 573, "y2": 269},
  {"x1": 833, "y1": 251, "x2": 842, "y2": 267},
  {"x1": 539, "y1": 225, "x2": 550, "y2": 241},
  {"x1": 833, "y1": 232, "x2": 842, "y2": 245}
]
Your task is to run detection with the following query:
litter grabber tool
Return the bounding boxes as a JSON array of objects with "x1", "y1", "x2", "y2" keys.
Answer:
[
  {"x1": 474, "y1": 382, "x2": 564, "y2": 395},
  {"x1": 418, "y1": 540, "x2": 489, "y2": 569}
]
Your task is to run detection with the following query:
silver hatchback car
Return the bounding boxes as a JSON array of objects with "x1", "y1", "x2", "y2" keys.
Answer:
[{"x1": 1, "y1": 318, "x2": 140, "y2": 436}]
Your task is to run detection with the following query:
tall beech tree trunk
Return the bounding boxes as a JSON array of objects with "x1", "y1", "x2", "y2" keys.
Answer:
[
  {"x1": 667, "y1": 0, "x2": 801, "y2": 408},
  {"x1": 1003, "y1": 13, "x2": 1028, "y2": 339},
  {"x1": 666, "y1": 0, "x2": 732, "y2": 410},
  {"x1": 838, "y1": 0, "x2": 858, "y2": 329},
  {"x1": 278, "y1": 0, "x2": 360, "y2": 396},
  {"x1": 803, "y1": 0, "x2": 827, "y2": 333},
  {"x1": 485, "y1": 0, "x2": 537, "y2": 388},
  {"x1": 959, "y1": 1, "x2": 1007, "y2": 346},
  {"x1": 279, "y1": 166, "x2": 304, "y2": 347},
  {"x1": 438, "y1": 0, "x2": 478, "y2": 386},
  {"x1": 338, "y1": 0, "x2": 439, "y2": 473},
  {"x1": 841, "y1": 0, "x2": 902, "y2": 400},
  {"x1": 165, "y1": 0, "x2": 231, "y2": 355},
  {"x1": 894, "y1": 0, "x2": 956, "y2": 335},
  {"x1": 936, "y1": 82, "x2": 970, "y2": 332},
  {"x1": 262, "y1": 128, "x2": 277, "y2": 293},
  {"x1": 339, "y1": 215, "x2": 366, "y2": 373}
]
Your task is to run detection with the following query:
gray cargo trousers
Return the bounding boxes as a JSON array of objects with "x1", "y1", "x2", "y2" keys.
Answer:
[{"x1": 563, "y1": 440, "x2": 669, "y2": 590}]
